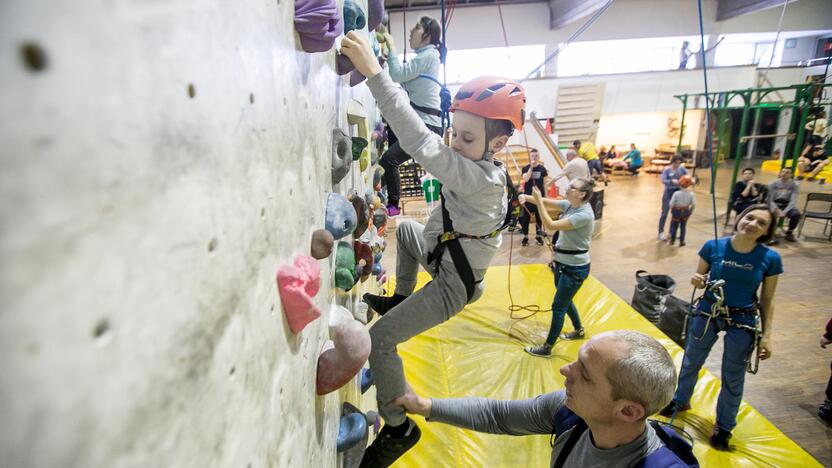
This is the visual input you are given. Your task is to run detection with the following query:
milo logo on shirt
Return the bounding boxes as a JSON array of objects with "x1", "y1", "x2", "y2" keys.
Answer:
[{"x1": 721, "y1": 259, "x2": 753, "y2": 271}]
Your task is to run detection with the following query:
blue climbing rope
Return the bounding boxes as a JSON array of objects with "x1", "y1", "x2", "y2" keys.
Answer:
[{"x1": 696, "y1": 0, "x2": 720, "y2": 243}]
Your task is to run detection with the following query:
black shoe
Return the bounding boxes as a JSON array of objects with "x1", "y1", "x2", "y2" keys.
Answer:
[
  {"x1": 363, "y1": 293, "x2": 407, "y2": 317},
  {"x1": 659, "y1": 400, "x2": 691, "y2": 418},
  {"x1": 524, "y1": 342, "x2": 553, "y2": 357},
  {"x1": 819, "y1": 399, "x2": 832, "y2": 425},
  {"x1": 796, "y1": 175, "x2": 805, "y2": 181},
  {"x1": 668, "y1": 238, "x2": 676, "y2": 245},
  {"x1": 360, "y1": 418, "x2": 421, "y2": 468},
  {"x1": 709, "y1": 426, "x2": 732, "y2": 451},
  {"x1": 521, "y1": 237, "x2": 529, "y2": 247},
  {"x1": 785, "y1": 232, "x2": 797, "y2": 242},
  {"x1": 559, "y1": 328, "x2": 585, "y2": 340},
  {"x1": 679, "y1": 241, "x2": 686, "y2": 247},
  {"x1": 535, "y1": 235, "x2": 544, "y2": 246},
  {"x1": 808, "y1": 176, "x2": 817, "y2": 182}
]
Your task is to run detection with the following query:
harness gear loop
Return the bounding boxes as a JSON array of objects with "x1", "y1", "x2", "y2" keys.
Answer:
[{"x1": 685, "y1": 277, "x2": 764, "y2": 374}]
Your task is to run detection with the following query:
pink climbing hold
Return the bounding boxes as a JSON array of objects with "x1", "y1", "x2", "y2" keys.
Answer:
[
  {"x1": 316, "y1": 313, "x2": 371, "y2": 395},
  {"x1": 276, "y1": 255, "x2": 322, "y2": 334}
]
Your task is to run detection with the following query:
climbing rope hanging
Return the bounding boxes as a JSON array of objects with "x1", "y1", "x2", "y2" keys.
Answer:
[
  {"x1": 695, "y1": 0, "x2": 719, "y2": 242},
  {"x1": 504, "y1": 1, "x2": 614, "y2": 323}
]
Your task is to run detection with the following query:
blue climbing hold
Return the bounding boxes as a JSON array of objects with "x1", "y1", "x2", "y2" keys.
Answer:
[
  {"x1": 343, "y1": 0, "x2": 366, "y2": 34},
  {"x1": 337, "y1": 412, "x2": 368, "y2": 453},
  {"x1": 325, "y1": 192, "x2": 358, "y2": 240},
  {"x1": 360, "y1": 368, "x2": 374, "y2": 393}
]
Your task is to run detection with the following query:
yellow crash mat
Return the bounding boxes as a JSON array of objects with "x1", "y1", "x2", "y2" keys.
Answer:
[{"x1": 385, "y1": 264, "x2": 820, "y2": 467}]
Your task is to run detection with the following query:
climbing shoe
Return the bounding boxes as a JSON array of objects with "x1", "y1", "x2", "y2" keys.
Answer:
[
  {"x1": 524, "y1": 342, "x2": 553, "y2": 357},
  {"x1": 363, "y1": 293, "x2": 407, "y2": 317},
  {"x1": 710, "y1": 426, "x2": 732, "y2": 451},
  {"x1": 521, "y1": 237, "x2": 529, "y2": 247},
  {"x1": 359, "y1": 418, "x2": 421, "y2": 468},
  {"x1": 785, "y1": 232, "x2": 797, "y2": 242},
  {"x1": 535, "y1": 235, "x2": 544, "y2": 246},
  {"x1": 659, "y1": 400, "x2": 691, "y2": 418},
  {"x1": 386, "y1": 205, "x2": 401, "y2": 217},
  {"x1": 560, "y1": 328, "x2": 585, "y2": 340}
]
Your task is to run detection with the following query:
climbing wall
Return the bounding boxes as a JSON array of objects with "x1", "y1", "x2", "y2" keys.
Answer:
[{"x1": 0, "y1": 1, "x2": 385, "y2": 467}]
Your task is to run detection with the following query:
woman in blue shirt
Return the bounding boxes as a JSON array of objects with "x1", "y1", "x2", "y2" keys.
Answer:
[
  {"x1": 378, "y1": 17, "x2": 443, "y2": 216},
  {"x1": 660, "y1": 204, "x2": 782, "y2": 450},
  {"x1": 518, "y1": 178, "x2": 596, "y2": 357}
]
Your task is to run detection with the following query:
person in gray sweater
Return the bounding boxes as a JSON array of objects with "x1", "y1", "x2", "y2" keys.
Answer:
[
  {"x1": 767, "y1": 167, "x2": 801, "y2": 243},
  {"x1": 393, "y1": 331, "x2": 687, "y2": 467},
  {"x1": 341, "y1": 31, "x2": 527, "y2": 467}
]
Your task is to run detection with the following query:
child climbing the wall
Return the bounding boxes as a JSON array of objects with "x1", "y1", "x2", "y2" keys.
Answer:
[
  {"x1": 340, "y1": 31, "x2": 526, "y2": 467},
  {"x1": 668, "y1": 175, "x2": 695, "y2": 246}
]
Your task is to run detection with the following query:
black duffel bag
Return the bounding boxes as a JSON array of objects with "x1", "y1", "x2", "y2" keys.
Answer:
[
  {"x1": 658, "y1": 295, "x2": 691, "y2": 347},
  {"x1": 631, "y1": 270, "x2": 676, "y2": 324}
]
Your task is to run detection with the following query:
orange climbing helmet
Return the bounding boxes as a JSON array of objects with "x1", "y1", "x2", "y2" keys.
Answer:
[
  {"x1": 679, "y1": 175, "x2": 694, "y2": 188},
  {"x1": 449, "y1": 76, "x2": 526, "y2": 131}
]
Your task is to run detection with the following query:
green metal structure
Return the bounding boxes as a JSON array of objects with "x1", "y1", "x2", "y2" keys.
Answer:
[{"x1": 673, "y1": 81, "x2": 832, "y2": 223}]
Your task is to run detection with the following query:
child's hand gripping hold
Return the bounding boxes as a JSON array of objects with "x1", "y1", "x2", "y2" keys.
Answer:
[{"x1": 341, "y1": 31, "x2": 383, "y2": 79}]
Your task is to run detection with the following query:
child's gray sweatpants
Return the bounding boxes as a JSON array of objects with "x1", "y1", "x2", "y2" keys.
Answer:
[{"x1": 370, "y1": 219, "x2": 486, "y2": 426}]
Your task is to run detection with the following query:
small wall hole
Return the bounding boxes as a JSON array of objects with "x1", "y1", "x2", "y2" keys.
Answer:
[
  {"x1": 20, "y1": 42, "x2": 48, "y2": 72},
  {"x1": 187, "y1": 83, "x2": 196, "y2": 98},
  {"x1": 207, "y1": 238, "x2": 218, "y2": 252},
  {"x1": 93, "y1": 319, "x2": 110, "y2": 340},
  {"x1": 249, "y1": 93, "x2": 255, "y2": 104}
]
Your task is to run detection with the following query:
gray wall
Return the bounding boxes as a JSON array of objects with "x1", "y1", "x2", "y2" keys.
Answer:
[{"x1": 0, "y1": 1, "x2": 377, "y2": 467}]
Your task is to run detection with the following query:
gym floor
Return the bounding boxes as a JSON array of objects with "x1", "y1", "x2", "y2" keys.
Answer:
[{"x1": 381, "y1": 161, "x2": 832, "y2": 464}]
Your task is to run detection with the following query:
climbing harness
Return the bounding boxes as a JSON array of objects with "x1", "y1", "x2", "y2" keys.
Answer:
[
  {"x1": 415, "y1": 74, "x2": 452, "y2": 129},
  {"x1": 427, "y1": 164, "x2": 521, "y2": 302},
  {"x1": 683, "y1": 277, "x2": 764, "y2": 375}
]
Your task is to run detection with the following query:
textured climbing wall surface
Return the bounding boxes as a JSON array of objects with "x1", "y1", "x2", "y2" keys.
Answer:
[{"x1": 0, "y1": 1, "x2": 377, "y2": 467}]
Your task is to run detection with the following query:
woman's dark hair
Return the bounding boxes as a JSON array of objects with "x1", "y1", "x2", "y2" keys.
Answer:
[
  {"x1": 734, "y1": 204, "x2": 777, "y2": 243},
  {"x1": 419, "y1": 16, "x2": 441, "y2": 46},
  {"x1": 572, "y1": 177, "x2": 596, "y2": 202},
  {"x1": 671, "y1": 154, "x2": 684, "y2": 164},
  {"x1": 742, "y1": 167, "x2": 755, "y2": 174}
]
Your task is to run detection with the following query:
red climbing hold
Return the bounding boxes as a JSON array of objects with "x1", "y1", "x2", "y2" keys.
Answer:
[
  {"x1": 276, "y1": 255, "x2": 321, "y2": 334},
  {"x1": 316, "y1": 305, "x2": 371, "y2": 395}
]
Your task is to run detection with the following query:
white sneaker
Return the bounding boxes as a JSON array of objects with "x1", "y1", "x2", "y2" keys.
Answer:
[{"x1": 657, "y1": 233, "x2": 667, "y2": 241}]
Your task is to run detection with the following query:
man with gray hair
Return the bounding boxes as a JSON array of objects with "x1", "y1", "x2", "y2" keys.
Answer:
[
  {"x1": 551, "y1": 149, "x2": 591, "y2": 186},
  {"x1": 393, "y1": 331, "x2": 696, "y2": 467}
]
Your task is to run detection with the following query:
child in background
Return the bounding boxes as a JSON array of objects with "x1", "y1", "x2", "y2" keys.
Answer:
[
  {"x1": 340, "y1": 31, "x2": 526, "y2": 466},
  {"x1": 668, "y1": 175, "x2": 695, "y2": 246}
]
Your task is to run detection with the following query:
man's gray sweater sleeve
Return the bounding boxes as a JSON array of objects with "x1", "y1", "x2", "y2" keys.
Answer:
[
  {"x1": 787, "y1": 182, "x2": 799, "y2": 212},
  {"x1": 365, "y1": 72, "x2": 497, "y2": 196},
  {"x1": 427, "y1": 391, "x2": 566, "y2": 436}
]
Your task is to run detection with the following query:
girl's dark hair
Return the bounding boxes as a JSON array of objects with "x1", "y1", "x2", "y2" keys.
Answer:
[
  {"x1": 742, "y1": 167, "x2": 755, "y2": 174},
  {"x1": 419, "y1": 17, "x2": 441, "y2": 46},
  {"x1": 671, "y1": 154, "x2": 684, "y2": 163},
  {"x1": 734, "y1": 204, "x2": 777, "y2": 243}
]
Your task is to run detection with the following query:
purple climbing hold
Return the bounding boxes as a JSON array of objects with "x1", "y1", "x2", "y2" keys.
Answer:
[
  {"x1": 349, "y1": 70, "x2": 366, "y2": 87},
  {"x1": 294, "y1": 0, "x2": 344, "y2": 53},
  {"x1": 367, "y1": 0, "x2": 385, "y2": 31},
  {"x1": 335, "y1": 53, "x2": 354, "y2": 76}
]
